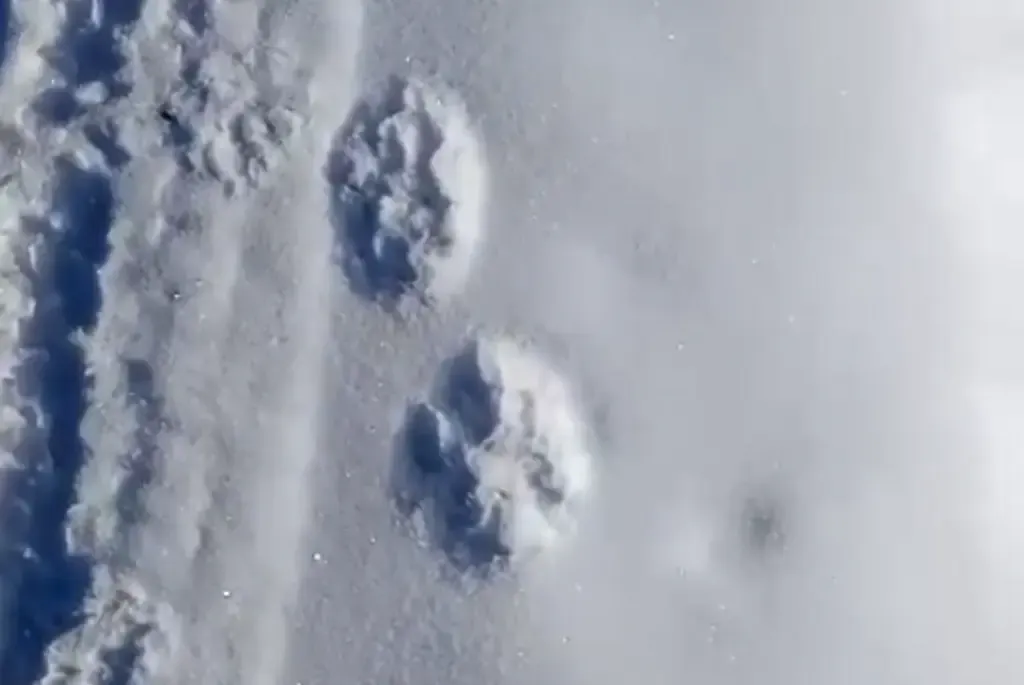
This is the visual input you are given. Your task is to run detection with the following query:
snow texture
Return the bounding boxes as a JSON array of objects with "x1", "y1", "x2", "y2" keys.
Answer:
[
  {"x1": 327, "y1": 76, "x2": 487, "y2": 309},
  {"x1": 392, "y1": 336, "x2": 593, "y2": 574},
  {"x1": 0, "y1": 0, "x2": 1021, "y2": 684}
]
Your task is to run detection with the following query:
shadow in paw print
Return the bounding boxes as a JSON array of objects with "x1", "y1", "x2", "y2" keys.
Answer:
[
  {"x1": 325, "y1": 75, "x2": 453, "y2": 308},
  {"x1": 389, "y1": 339, "x2": 591, "y2": 578},
  {"x1": 390, "y1": 402, "x2": 510, "y2": 576},
  {"x1": 436, "y1": 340, "x2": 499, "y2": 447}
]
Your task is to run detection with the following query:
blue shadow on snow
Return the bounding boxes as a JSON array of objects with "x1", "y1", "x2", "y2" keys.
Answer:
[
  {"x1": 389, "y1": 341, "x2": 512, "y2": 576},
  {"x1": 0, "y1": 158, "x2": 113, "y2": 685}
]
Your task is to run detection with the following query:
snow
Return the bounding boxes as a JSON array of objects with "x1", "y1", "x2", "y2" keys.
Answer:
[
  {"x1": 0, "y1": 0, "x2": 1021, "y2": 684},
  {"x1": 327, "y1": 75, "x2": 488, "y2": 308},
  {"x1": 391, "y1": 334, "x2": 594, "y2": 574}
]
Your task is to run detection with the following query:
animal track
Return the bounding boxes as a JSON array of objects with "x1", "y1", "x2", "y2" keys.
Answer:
[
  {"x1": 326, "y1": 76, "x2": 488, "y2": 308},
  {"x1": 392, "y1": 336, "x2": 593, "y2": 575}
]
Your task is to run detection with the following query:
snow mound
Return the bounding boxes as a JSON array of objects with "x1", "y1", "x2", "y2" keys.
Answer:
[
  {"x1": 326, "y1": 75, "x2": 488, "y2": 308},
  {"x1": 392, "y1": 336, "x2": 593, "y2": 574}
]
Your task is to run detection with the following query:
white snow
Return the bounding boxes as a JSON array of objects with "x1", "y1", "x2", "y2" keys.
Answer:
[
  {"x1": 328, "y1": 75, "x2": 488, "y2": 307},
  {"x1": 0, "y1": 0, "x2": 1021, "y2": 684},
  {"x1": 392, "y1": 334, "x2": 593, "y2": 573}
]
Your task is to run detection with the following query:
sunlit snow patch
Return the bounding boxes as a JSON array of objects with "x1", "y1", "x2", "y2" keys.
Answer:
[
  {"x1": 327, "y1": 75, "x2": 488, "y2": 308},
  {"x1": 392, "y1": 336, "x2": 593, "y2": 574}
]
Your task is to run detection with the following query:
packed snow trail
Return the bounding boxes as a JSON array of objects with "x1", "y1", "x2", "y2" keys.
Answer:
[
  {"x1": 2, "y1": 0, "x2": 363, "y2": 683},
  {"x1": 81, "y1": 2, "x2": 363, "y2": 684}
]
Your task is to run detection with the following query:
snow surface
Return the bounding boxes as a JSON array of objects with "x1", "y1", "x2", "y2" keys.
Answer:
[
  {"x1": 0, "y1": 0, "x2": 1021, "y2": 684},
  {"x1": 391, "y1": 334, "x2": 594, "y2": 574}
]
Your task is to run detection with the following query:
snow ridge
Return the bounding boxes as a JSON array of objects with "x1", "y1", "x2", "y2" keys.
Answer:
[{"x1": 0, "y1": 2, "x2": 172, "y2": 683}]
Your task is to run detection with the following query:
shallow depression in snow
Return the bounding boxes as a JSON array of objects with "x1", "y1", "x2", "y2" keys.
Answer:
[
  {"x1": 326, "y1": 75, "x2": 488, "y2": 309},
  {"x1": 391, "y1": 335, "x2": 594, "y2": 575}
]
